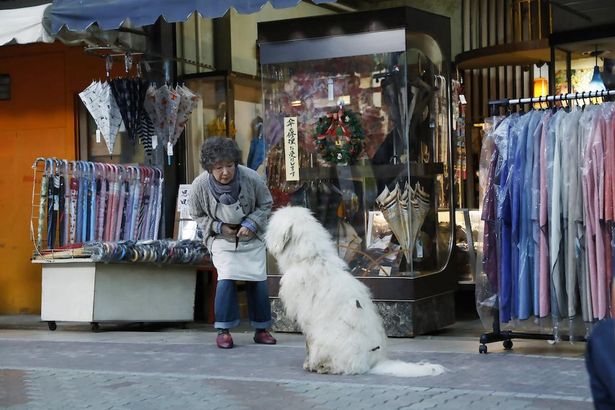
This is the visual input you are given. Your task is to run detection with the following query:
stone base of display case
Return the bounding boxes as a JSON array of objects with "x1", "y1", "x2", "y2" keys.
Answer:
[{"x1": 270, "y1": 291, "x2": 455, "y2": 337}]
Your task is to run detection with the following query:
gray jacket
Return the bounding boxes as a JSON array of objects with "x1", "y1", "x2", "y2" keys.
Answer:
[{"x1": 188, "y1": 165, "x2": 273, "y2": 249}]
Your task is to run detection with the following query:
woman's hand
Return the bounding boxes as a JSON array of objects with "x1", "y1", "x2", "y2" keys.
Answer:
[
  {"x1": 221, "y1": 223, "x2": 239, "y2": 236},
  {"x1": 237, "y1": 226, "x2": 255, "y2": 239}
]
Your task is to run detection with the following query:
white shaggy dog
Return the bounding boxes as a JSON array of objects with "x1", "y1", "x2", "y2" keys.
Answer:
[{"x1": 265, "y1": 206, "x2": 445, "y2": 377}]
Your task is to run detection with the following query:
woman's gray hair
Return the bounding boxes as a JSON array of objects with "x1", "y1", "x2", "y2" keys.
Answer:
[{"x1": 199, "y1": 137, "x2": 242, "y2": 171}]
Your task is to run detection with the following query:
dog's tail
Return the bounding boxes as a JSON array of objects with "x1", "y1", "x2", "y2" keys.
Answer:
[{"x1": 369, "y1": 359, "x2": 445, "y2": 378}]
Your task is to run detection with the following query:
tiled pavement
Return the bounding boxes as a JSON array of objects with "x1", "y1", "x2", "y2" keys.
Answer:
[{"x1": 0, "y1": 318, "x2": 592, "y2": 410}]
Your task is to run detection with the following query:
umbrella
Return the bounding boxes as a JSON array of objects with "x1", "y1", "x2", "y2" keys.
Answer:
[
  {"x1": 172, "y1": 85, "x2": 201, "y2": 145},
  {"x1": 136, "y1": 108, "x2": 155, "y2": 159},
  {"x1": 375, "y1": 182, "x2": 431, "y2": 264},
  {"x1": 79, "y1": 81, "x2": 122, "y2": 154},
  {"x1": 376, "y1": 184, "x2": 409, "y2": 260},
  {"x1": 410, "y1": 182, "x2": 430, "y2": 250},
  {"x1": 110, "y1": 78, "x2": 145, "y2": 142},
  {"x1": 143, "y1": 84, "x2": 180, "y2": 155}
]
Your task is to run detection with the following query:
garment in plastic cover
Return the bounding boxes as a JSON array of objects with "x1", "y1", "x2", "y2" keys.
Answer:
[{"x1": 476, "y1": 115, "x2": 503, "y2": 329}]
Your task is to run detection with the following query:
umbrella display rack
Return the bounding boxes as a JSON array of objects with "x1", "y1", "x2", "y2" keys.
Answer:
[
  {"x1": 30, "y1": 157, "x2": 197, "y2": 331},
  {"x1": 30, "y1": 158, "x2": 164, "y2": 256},
  {"x1": 79, "y1": 48, "x2": 202, "y2": 165}
]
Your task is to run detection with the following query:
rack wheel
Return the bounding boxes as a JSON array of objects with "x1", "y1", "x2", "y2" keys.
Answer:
[
  {"x1": 503, "y1": 340, "x2": 513, "y2": 350},
  {"x1": 91, "y1": 322, "x2": 100, "y2": 332},
  {"x1": 47, "y1": 321, "x2": 57, "y2": 331},
  {"x1": 479, "y1": 344, "x2": 488, "y2": 354}
]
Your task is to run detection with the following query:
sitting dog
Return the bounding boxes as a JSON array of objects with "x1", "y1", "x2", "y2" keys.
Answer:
[{"x1": 265, "y1": 206, "x2": 444, "y2": 377}]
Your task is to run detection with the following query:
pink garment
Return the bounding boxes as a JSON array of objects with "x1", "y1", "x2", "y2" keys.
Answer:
[
  {"x1": 605, "y1": 107, "x2": 615, "y2": 222},
  {"x1": 104, "y1": 167, "x2": 118, "y2": 241},
  {"x1": 539, "y1": 115, "x2": 550, "y2": 316}
]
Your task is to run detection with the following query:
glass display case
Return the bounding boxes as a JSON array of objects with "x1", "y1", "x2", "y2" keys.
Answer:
[
  {"x1": 258, "y1": 7, "x2": 456, "y2": 336},
  {"x1": 182, "y1": 71, "x2": 264, "y2": 182}
]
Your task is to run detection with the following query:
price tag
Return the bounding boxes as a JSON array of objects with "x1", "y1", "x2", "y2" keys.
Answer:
[
  {"x1": 416, "y1": 238, "x2": 424, "y2": 259},
  {"x1": 459, "y1": 94, "x2": 467, "y2": 105},
  {"x1": 167, "y1": 141, "x2": 173, "y2": 156},
  {"x1": 96, "y1": 129, "x2": 101, "y2": 143},
  {"x1": 327, "y1": 78, "x2": 334, "y2": 101},
  {"x1": 152, "y1": 135, "x2": 158, "y2": 149}
]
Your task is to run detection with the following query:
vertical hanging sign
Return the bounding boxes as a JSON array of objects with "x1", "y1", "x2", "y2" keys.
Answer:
[{"x1": 283, "y1": 117, "x2": 299, "y2": 181}]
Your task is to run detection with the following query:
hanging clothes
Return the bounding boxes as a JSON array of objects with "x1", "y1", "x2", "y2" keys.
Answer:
[{"x1": 481, "y1": 101, "x2": 615, "y2": 330}]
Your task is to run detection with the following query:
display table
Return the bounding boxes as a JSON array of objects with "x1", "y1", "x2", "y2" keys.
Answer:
[{"x1": 34, "y1": 259, "x2": 197, "y2": 330}]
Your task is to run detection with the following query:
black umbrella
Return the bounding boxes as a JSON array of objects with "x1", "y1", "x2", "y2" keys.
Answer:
[{"x1": 110, "y1": 77, "x2": 144, "y2": 141}]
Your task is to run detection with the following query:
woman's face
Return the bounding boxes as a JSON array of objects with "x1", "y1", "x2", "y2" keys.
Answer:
[{"x1": 211, "y1": 161, "x2": 236, "y2": 184}]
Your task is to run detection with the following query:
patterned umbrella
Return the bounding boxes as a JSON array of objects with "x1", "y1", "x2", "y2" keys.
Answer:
[
  {"x1": 110, "y1": 78, "x2": 144, "y2": 142},
  {"x1": 79, "y1": 81, "x2": 122, "y2": 154},
  {"x1": 143, "y1": 84, "x2": 180, "y2": 154},
  {"x1": 172, "y1": 85, "x2": 201, "y2": 145}
]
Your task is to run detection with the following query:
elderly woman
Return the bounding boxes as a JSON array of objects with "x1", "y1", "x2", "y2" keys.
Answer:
[{"x1": 189, "y1": 137, "x2": 276, "y2": 349}]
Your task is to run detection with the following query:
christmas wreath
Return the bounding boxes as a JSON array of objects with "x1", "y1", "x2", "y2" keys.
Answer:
[{"x1": 314, "y1": 108, "x2": 365, "y2": 164}]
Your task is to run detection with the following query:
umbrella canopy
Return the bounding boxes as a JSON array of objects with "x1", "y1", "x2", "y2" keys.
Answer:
[
  {"x1": 110, "y1": 77, "x2": 147, "y2": 142},
  {"x1": 79, "y1": 81, "x2": 123, "y2": 154},
  {"x1": 172, "y1": 85, "x2": 201, "y2": 145},
  {"x1": 143, "y1": 84, "x2": 180, "y2": 153}
]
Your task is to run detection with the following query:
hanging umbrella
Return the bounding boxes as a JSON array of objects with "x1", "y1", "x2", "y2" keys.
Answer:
[
  {"x1": 79, "y1": 81, "x2": 122, "y2": 154},
  {"x1": 143, "y1": 84, "x2": 180, "y2": 155},
  {"x1": 110, "y1": 78, "x2": 143, "y2": 142},
  {"x1": 172, "y1": 85, "x2": 201, "y2": 145},
  {"x1": 156, "y1": 84, "x2": 180, "y2": 151},
  {"x1": 137, "y1": 111, "x2": 155, "y2": 159}
]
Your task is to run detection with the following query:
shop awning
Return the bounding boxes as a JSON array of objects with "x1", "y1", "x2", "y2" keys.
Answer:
[
  {"x1": 50, "y1": 0, "x2": 337, "y2": 33},
  {"x1": 0, "y1": 2, "x2": 54, "y2": 46}
]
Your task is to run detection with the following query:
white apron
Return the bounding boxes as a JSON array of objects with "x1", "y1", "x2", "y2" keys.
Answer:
[{"x1": 210, "y1": 200, "x2": 267, "y2": 281}]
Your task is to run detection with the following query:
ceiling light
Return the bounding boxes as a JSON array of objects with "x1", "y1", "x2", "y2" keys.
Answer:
[{"x1": 588, "y1": 46, "x2": 606, "y2": 92}]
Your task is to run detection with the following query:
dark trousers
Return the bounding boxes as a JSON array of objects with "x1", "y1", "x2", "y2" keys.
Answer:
[
  {"x1": 214, "y1": 279, "x2": 272, "y2": 330},
  {"x1": 586, "y1": 319, "x2": 615, "y2": 409}
]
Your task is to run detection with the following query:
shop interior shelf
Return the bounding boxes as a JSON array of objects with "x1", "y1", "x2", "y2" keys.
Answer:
[{"x1": 299, "y1": 162, "x2": 444, "y2": 181}]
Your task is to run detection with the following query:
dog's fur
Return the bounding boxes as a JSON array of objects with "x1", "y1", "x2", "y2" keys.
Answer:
[{"x1": 266, "y1": 206, "x2": 444, "y2": 377}]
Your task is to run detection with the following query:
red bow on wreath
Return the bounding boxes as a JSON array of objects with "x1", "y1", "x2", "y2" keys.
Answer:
[
  {"x1": 313, "y1": 107, "x2": 364, "y2": 164},
  {"x1": 319, "y1": 109, "x2": 351, "y2": 143}
]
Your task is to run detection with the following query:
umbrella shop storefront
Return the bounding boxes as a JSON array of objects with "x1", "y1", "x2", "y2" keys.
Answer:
[
  {"x1": 0, "y1": 0, "x2": 336, "y2": 327},
  {"x1": 0, "y1": 1, "x2": 211, "y2": 328}
]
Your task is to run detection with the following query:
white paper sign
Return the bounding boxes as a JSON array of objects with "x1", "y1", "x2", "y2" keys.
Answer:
[
  {"x1": 373, "y1": 92, "x2": 382, "y2": 107},
  {"x1": 283, "y1": 116, "x2": 299, "y2": 181},
  {"x1": 177, "y1": 184, "x2": 192, "y2": 218}
]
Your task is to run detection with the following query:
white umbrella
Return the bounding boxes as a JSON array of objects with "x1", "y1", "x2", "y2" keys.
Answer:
[{"x1": 79, "y1": 80, "x2": 122, "y2": 154}]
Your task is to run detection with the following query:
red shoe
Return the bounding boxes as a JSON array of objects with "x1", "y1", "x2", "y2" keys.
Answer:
[
  {"x1": 254, "y1": 329, "x2": 277, "y2": 345},
  {"x1": 216, "y1": 330, "x2": 234, "y2": 349}
]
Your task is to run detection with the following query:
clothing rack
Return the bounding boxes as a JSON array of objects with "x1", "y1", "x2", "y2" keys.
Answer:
[
  {"x1": 489, "y1": 89, "x2": 615, "y2": 114},
  {"x1": 478, "y1": 89, "x2": 615, "y2": 354}
]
